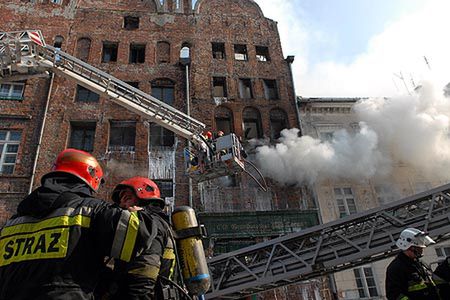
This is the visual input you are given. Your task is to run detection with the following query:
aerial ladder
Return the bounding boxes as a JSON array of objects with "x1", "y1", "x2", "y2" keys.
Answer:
[
  {"x1": 205, "y1": 183, "x2": 450, "y2": 299},
  {"x1": 0, "y1": 30, "x2": 267, "y2": 188},
  {"x1": 3, "y1": 30, "x2": 450, "y2": 300}
]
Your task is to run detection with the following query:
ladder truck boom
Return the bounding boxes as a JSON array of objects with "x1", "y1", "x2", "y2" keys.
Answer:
[
  {"x1": 0, "y1": 30, "x2": 255, "y2": 183},
  {"x1": 206, "y1": 183, "x2": 450, "y2": 299}
]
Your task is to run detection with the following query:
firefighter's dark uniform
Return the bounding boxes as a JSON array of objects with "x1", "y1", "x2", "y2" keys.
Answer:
[
  {"x1": 386, "y1": 252, "x2": 441, "y2": 300},
  {"x1": 0, "y1": 175, "x2": 154, "y2": 300},
  {"x1": 110, "y1": 207, "x2": 177, "y2": 300},
  {"x1": 433, "y1": 257, "x2": 450, "y2": 299}
]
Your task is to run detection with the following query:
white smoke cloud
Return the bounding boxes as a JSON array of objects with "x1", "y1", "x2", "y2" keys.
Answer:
[{"x1": 256, "y1": 81, "x2": 450, "y2": 185}]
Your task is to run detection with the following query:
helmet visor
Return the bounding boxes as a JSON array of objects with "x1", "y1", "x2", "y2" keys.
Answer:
[{"x1": 415, "y1": 233, "x2": 435, "y2": 247}]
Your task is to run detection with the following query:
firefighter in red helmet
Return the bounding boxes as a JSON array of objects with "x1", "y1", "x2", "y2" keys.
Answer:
[
  {"x1": 0, "y1": 149, "x2": 156, "y2": 300},
  {"x1": 106, "y1": 177, "x2": 180, "y2": 300}
]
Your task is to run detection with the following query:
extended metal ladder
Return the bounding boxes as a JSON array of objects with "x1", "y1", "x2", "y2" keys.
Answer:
[
  {"x1": 0, "y1": 30, "x2": 206, "y2": 144},
  {"x1": 206, "y1": 183, "x2": 450, "y2": 299}
]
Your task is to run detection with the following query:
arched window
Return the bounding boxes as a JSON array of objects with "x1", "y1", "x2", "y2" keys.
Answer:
[
  {"x1": 151, "y1": 78, "x2": 175, "y2": 106},
  {"x1": 76, "y1": 37, "x2": 91, "y2": 62},
  {"x1": 157, "y1": 41, "x2": 171, "y2": 63},
  {"x1": 242, "y1": 107, "x2": 262, "y2": 140},
  {"x1": 54, "y1": 35, "x2": 64, "y2": 48},
  {"x1": 215, "y1": 106, "x2": 233, "y2": 135},
  {"x1": 270, "y1": 108, "x2": 288, "y2": 140}
]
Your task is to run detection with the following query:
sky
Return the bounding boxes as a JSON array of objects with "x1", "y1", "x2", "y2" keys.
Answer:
[{"x1": 252, "y1": 0, "x2": 450, "y2": 97}]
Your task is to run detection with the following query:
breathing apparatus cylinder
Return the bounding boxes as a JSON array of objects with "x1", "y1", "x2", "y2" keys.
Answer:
[{"x1": 171, "y1": 206, "x2": 211, "y2": 296}]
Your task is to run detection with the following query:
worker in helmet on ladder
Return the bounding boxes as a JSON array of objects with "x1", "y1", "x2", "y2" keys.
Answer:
[
  {"x1": 0, "y1": 149, "x2": 157, "y2": 300},
  {"x1": 386, "y1": 228, "x2": 440, "y2": 300},
  {"x1": 99, "y1": 176, "x2": 185, "y2": 300}
]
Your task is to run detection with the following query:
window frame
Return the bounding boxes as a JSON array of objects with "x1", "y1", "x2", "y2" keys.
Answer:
[
  {"x1": 75, "y1": 85, "x2": 100, "y2": 103},
  {"x1": 353, "y1": 266, "x2": 379, "y2": 298},
  {"x1": 153, "y1": 179, "x2": 174, "y2": 199},
  {"x1": 0, "y1": 130, "x2": 21, "y2": 175},
  {"x1": 102, "y1": 42, "x2": 119, "y2": 63},
  {"x1": 0, "y1": 82, "x2": 25, "y2": 101},
  {"x1": 212, "y1": 42, "x2": 226, "y2": 59},
  {"x1": 124, "y1": 16, "x2": 140, "y2": 30},
  {"x1": 129, "y1": 43, "x2": 146, "y2": 64},
  {"x1": 212, "y1": 77, "x2": 227, "y2": 98},
  {"x1": 69, "y1": 121, "x2": 96, "y2": 152},
  {"x1": 149, "y1": 123, "x2": 175, "y2": 147},
  {"x1": 151, "y1": 79, "x2": 175, "y2": 106},
  {"x1": 108, "y1": 121, "x2": 136, "y2": 152},
  {"x1": 242, "y1": 107, "x2": 263, "y2": 140},
  {"x1": 234, "y1": 44, "x2": 248, "y2": 61},
  {"x1": 263, "y1": 79, "x2": 279, "y2": 100},
  {"x1": 255, "y1": 46, "x2": 270, "y2": 62},
  {"x1": 334, "y1": 187, "x2": 357, "y2": 218},
  {"x1": 238, "y1": 78, "x2": 253, "y2": 99}
]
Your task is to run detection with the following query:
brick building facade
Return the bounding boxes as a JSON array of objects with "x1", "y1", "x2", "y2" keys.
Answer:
[{"x1": 0, "y1": 0, "x2": 331, "y2": 298}]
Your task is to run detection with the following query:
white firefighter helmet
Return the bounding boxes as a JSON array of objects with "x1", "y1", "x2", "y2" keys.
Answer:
[{"x1": 396, "y1": 228, "x2": 435, "y2": 250}]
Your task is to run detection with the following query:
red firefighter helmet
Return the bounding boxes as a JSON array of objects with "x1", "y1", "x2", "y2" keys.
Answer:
[
  {"x1": 44, "y1": 148, "x2": 104, "y2": 192},
  {"x1": 112, "y1": 177, "x2": 165, "y2": 208}
]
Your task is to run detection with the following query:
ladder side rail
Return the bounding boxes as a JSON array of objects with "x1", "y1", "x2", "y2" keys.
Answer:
[
  {"x1": 206, "y1": 184, "x2": 450, "y2": 299},
  {"x1": 34, "y1": 44, "x2": 205, "y2": 143}
]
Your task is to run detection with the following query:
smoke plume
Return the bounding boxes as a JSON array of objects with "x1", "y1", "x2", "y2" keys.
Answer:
[{"x1": 256, "y1": 81, "x2": 450, "y2": 185}]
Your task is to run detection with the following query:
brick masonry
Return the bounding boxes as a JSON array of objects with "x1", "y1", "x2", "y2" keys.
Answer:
[{"x1": 0, "y1": 1, "x2": 331, "y2": 299}]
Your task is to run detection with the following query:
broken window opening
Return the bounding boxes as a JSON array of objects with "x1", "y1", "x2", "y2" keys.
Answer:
[
  {"x1": 109, "y1": 121, "x2": 136, "y2": 152},
  {"x1": 149, "y1": 123, "x2": 175, "y2": 147},
  {"x1": 238, "y1": 78, "x2": 253, "y2": 99},
  {"x1": 69, "y1": 121, "x2": 96, "y2": 152},
  {"x1": 214, "y1": 106, "x2": 234, "y2": 135},
  {"x1": 102, "y1": 42, "x2": 118, "y2": 63},
  {"x1": 53, "y1": 35, "x2": 64, "y2": 48},
  {"x1": 270, "y1": 108, "x2": 288, "y2": 140},
  {"x1": 243, "y1": 107, "x2": 263, "y2": 140},
  {"x1": 212, "y1": 42, "x2": 225, "y2": 59},
  {"x1": 151, "y1": 79, "x2": 175, "y2": 106},
  {"x1": 256, "y1": 46, "x2": 270, "y2": 62},
  {"x1": 234, "y1": 44, "x2": 248, "y2": 61},
  {"x1": 129, "y1": 44, "x2": 146, "y2": 64},
  {"x1": 75, "y1": 85, "x2": 99, "y2": 102},
  {"x1": 76, "y1": 37, "x2": 91, "y2": 62},
  {"x1": 263, "y1": 79, "x2": 279, "y2": 100},
  {"x1": 124, "y1": 16, "x2": 139, "y2": 30},
  {"x1": 213, "y1": 77, "x2": 227, "y2": 98}
]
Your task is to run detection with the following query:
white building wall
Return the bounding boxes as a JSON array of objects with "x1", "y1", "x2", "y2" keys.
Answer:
[{"x1": 300, "y1": 98, "x2": 450, "y2": 299}]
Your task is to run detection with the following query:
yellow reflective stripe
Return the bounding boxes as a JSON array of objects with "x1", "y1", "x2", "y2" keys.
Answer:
[
  {"x1": 398, "y1": 296, "x2": 409, "y2": 300},
  {"x1": 128, "y1": 265, "x2": 160, "y2": 280},
  {"x1": 0, "y1": 227, "x2": 70, "y2": 267},
  {"x1": 1, "y1": 215, "x2": 91, "y2": 237},
  {"x1": 120, "y1": 211, "x2": 139, "y2": 262},
  {"x1": 163, "y1": 248, "x2": 176, "y2": 260},
  {"x1": 408, "y1": 282, "x2": 428, "y2": 292},
  {"x1": 169, "y1": 259, "x2": 176, "y2": 280}
]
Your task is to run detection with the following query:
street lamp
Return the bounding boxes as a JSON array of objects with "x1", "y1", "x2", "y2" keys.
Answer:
[{"x1": 179, "y1": 46, "x2": 193, "y2": 207}]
